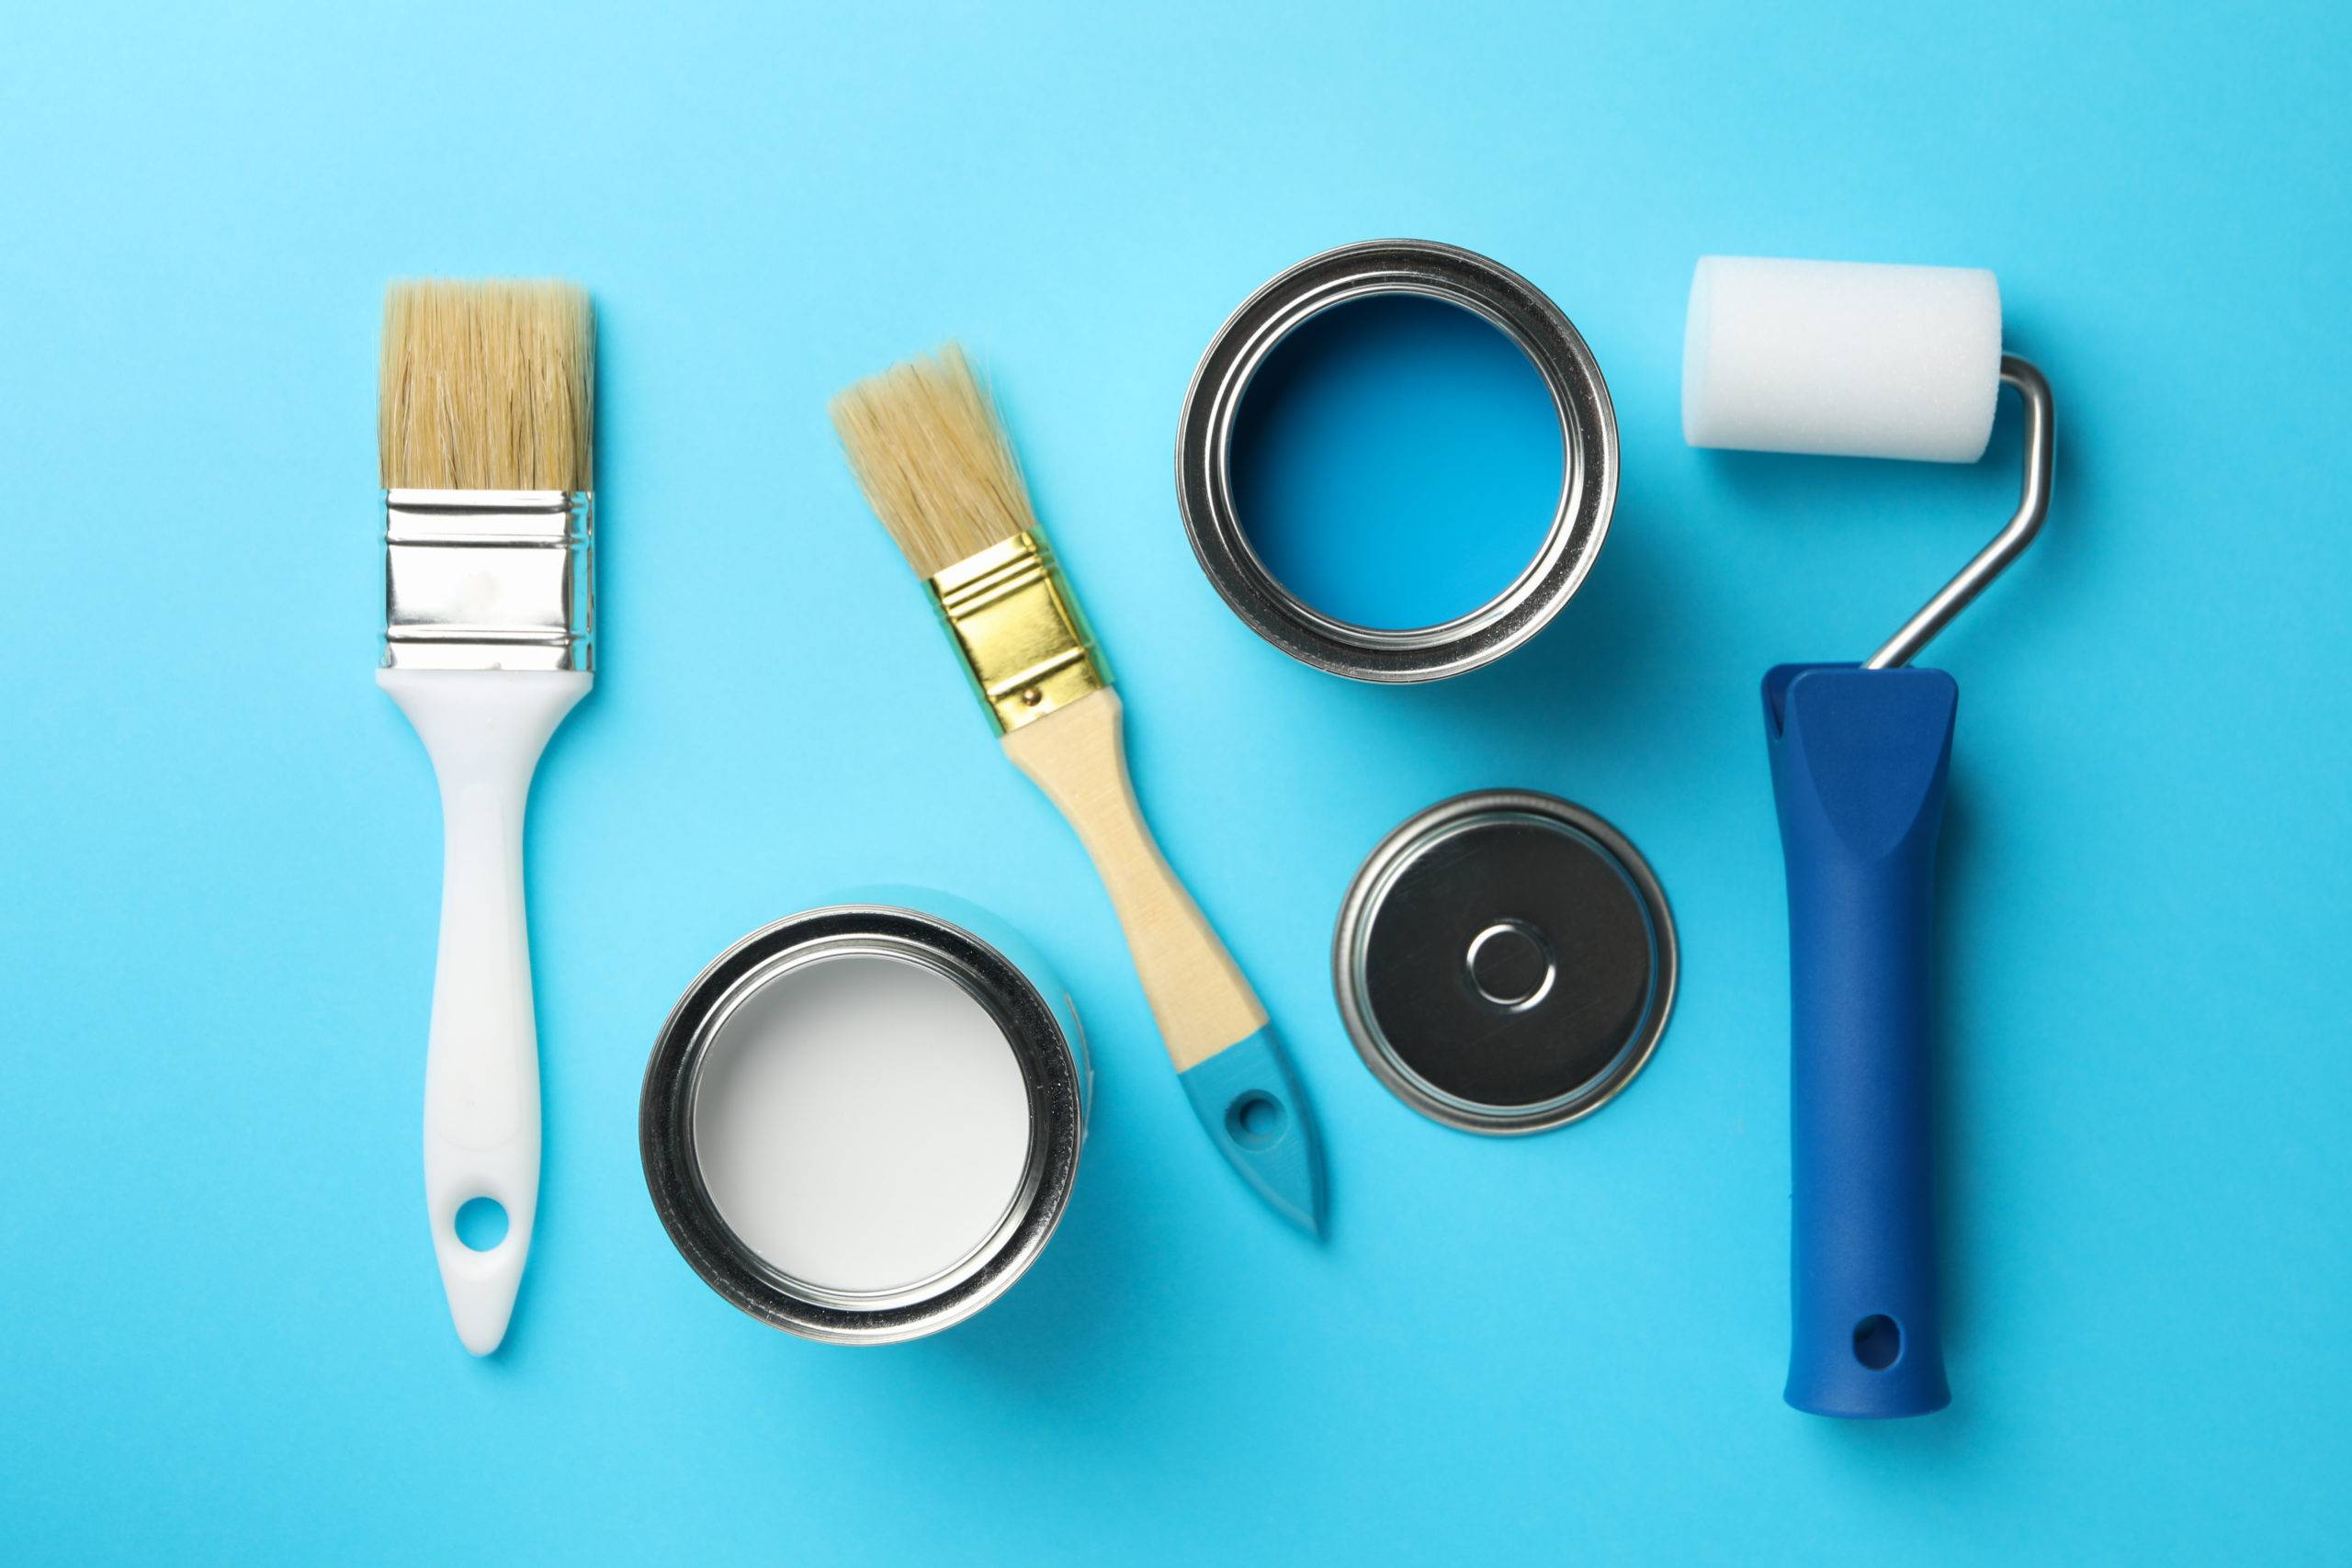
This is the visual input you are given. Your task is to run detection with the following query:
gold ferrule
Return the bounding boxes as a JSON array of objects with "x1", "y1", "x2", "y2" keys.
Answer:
[{"x1": 927, "y1": 530, "x2": 1108, "y2": 733}]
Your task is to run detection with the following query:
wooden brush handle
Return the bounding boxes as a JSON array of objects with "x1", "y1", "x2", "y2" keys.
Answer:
[{"x1": 1001, "y1": 688, "x2": 1267, "y2": 1070}]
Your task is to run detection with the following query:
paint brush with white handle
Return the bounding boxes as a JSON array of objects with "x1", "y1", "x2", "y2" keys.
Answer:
[
  {"x1": 378, "y1": 280, "x2": 595, "y2": 1353},
  {"x1": 831, "y1": 344, "x2": 1325, "y2": 1234}
]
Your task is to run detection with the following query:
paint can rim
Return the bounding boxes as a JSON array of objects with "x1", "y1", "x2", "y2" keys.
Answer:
[
  {"x1": 1175, "y1": 239, "x2": 1618, "y2": 682},
  {"x1": 639, "y1": 901, "x2": 1085, "y2": 1344}
]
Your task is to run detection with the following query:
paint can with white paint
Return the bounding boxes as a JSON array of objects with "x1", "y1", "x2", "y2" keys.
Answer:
[{"x1": 640, "y1": 895, "x2": 1089, "y2": 1343}]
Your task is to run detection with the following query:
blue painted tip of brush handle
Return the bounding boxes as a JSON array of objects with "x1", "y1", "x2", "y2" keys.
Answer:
[
  {"x1": 1765, "y1": 664, "x2": 1957, "y2": 1419},
  {"x1": 1179, "y1": 1028, "x2": 1325, "y2": 1236}
]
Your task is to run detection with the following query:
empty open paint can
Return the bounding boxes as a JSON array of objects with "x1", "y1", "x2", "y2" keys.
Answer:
[
  {"x1": 1177, "y1": 239, "x2": 1617, "y2": 682},
  {"x1": 640, "y1": 895, "x2": 1088, "y2": 1343},
  {"x1": 1333, "y1": 792, "x2": 1676, "y2": 1133}
]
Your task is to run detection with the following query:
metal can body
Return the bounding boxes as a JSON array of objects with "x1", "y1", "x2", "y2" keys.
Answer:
[
  {"x1": 1176, "y1": 239, "x2": 1618, "y2": 682},
  {"x1": 640, "y1": 892, "x2": 1089, "y2": 1344}
]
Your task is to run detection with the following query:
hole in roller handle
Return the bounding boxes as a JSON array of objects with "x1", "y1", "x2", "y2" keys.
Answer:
[
  {"x1": 1869, "y1": 357, "x2": 2055, "y2": 670},
  {"x1": 1851, "y1": 1314, "x2": 1904, "y2": 1371}
]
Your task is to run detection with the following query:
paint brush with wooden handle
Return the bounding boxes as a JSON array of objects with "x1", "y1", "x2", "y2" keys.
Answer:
[{"x1": 831, "y1": 344, "x2": 1325, "y2": 1234}]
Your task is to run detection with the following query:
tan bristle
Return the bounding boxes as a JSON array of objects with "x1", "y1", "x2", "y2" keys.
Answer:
[
  {"x1": 379, "y1": 279, "x2": 594, "y2": 491},
  {"x1": 831, "y1": 344, "x2": 1038, "y2": 579}
]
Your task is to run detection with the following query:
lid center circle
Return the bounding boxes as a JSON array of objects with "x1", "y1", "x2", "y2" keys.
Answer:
[{"x1": 1464, "y1": 919, "x2": 1555, "y2": 1012}]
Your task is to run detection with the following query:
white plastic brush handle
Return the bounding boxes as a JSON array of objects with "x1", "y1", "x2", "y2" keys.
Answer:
[{"x1": 379, "y1": 667, "x2": 590, "y2": 1355}]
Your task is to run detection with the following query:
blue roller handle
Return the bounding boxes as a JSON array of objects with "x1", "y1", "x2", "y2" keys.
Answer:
[{"x1": 1764, "y1": 664, "x2": 1957, "y2": 1418}]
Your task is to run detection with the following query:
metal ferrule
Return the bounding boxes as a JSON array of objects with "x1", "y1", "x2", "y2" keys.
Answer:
[
  {"x1": 926, "y1": 530, "x2": 1106, "y2": 733},
  {"x1": 381, "y1": 489, "x2": 594, "y2": 672}
]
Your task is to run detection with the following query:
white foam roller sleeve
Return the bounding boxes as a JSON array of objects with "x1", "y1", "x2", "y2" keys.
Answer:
[{"x1": 1682, "y1": 257, "x2": 2002, "y2": 463}]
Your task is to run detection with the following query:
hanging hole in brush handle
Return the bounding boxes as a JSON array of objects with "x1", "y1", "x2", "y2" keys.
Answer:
[
  {"x1": 1765, "y1": 663, "x2": 1956, "y2": 1417},
  {"x1": 454, "y1": 1195, "x2": 510, "y2": 1251}
]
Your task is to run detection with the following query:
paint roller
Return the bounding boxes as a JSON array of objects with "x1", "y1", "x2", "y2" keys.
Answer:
[{"x1": 1684, "y1": 256, "x2": 2056, "y2": 1418}]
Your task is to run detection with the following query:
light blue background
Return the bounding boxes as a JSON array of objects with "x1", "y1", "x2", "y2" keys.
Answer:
[{"x1": 5, "y1": 3, "x2": 2346, "y2": 1562}]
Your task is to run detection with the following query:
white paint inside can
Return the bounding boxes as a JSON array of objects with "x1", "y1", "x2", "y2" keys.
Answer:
[{"x1": 691, "y1": 952, "x2": 1034, "y2": 1297}]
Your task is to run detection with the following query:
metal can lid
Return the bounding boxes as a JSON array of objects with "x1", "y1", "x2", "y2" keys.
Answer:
[{"x1": 1332, "y1": 790, "x2": 1677, "y2": 1134}]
